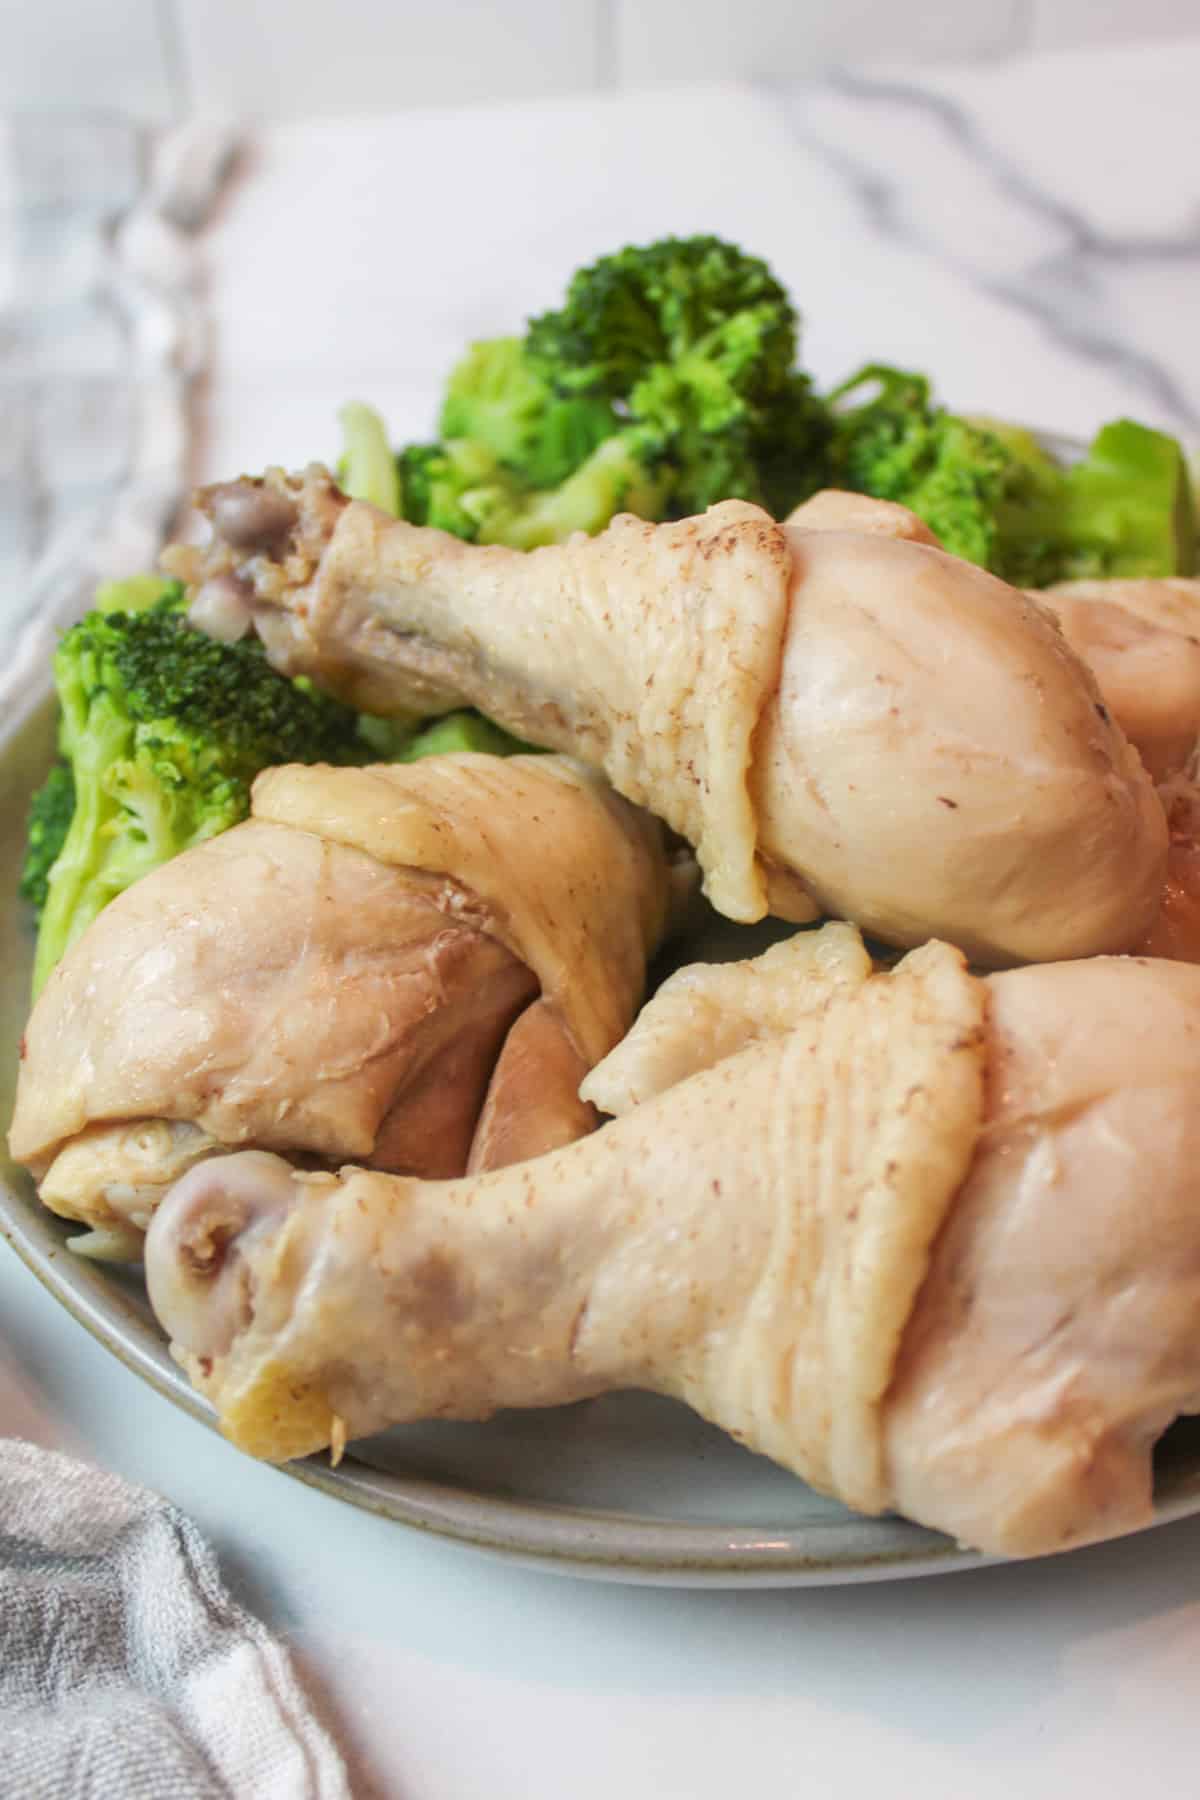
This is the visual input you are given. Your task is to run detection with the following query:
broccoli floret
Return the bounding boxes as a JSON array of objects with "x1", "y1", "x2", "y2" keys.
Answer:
[
  {"x1": 30, "y1": 591, "x2": 366, "y2": 996},
  {"x1": 831, "y1": 365, "x2": 1197, "y2": 586},
  {"x1": 987, "y1": 417, "x2": 1197, "y2": 586},
  {"x1": 526, "y1": 234, "x2": 831, "y2": 517},
  {"x1": 396, "y1": 439, "x2": 524, "y2": 539},
  {"x1": 397, "y1": 709, "x2": 534, "y2": 761},
  {"x1": 19, "y1": 761, "x2": 76, "y2": 916},
  {"x1": 830, "y1": 365, "x2": 1014, "y2": 568},
  {"x1": 386, "y1": 236, "x2": 831, "y2": 546},
  {"x1": 528, "y1": 235, "x2": 795, "y2": 401},
  {"x1": 476, "y1": 431, "x2": 671, "y2": 549},
  {"x1": 397, "y1": 431, "x2": 670, "y2": 550},
  {"x1": 357, "y1": 705, "x2": 532, "y2": 761},
  {"x1": 439, "y1": 337, "x2": 617, "y2": 490},
  {"x1": 93, "y1": 572, "x2": 183, "y2": 614}
]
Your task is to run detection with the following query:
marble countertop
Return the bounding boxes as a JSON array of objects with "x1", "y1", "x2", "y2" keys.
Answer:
[
  {"x1": 201, "y1": 34, "x2": 1198, "y2": 473},
  {"x1": 4, "y1": 34, "x2": 1200, "y2": 1800}
]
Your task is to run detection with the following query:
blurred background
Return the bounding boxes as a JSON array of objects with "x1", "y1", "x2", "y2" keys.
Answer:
[{"x1": 2, "y1": 0, "x2": 1199, "y2": 119}]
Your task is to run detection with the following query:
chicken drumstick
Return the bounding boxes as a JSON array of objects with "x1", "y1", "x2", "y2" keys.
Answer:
[
  {"x1": 9, "y1": 753, "x2": 677, "y2": 1251},
  {"x1": 164, "y1": 468, "x2": 1166, "y2": 968},
  {"x1": 144, "y1": 928, "x2": 1200, "y2": 1559}
]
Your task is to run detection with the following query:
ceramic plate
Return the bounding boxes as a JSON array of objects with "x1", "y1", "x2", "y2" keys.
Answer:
[{"x1": 7, "y1": 683, "x2": 1200, "y2": 1587}]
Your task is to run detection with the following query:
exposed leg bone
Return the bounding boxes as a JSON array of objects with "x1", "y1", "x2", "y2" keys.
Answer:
[{"x1": 146, "y1": 1150, "x2": 299, "y2": 1362}]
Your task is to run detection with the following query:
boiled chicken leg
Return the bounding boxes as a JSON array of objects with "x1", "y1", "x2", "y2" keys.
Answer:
[
  {"x1": 788, "y1": 500, "x2": 1200, "y2": 962},
  {"x1": 1035, "y1": 577, "x2": 1200, "y2": 784},
  {"x1": 144, "y1": 928, "x2": 1200, "y2": 1559},
  {"x1": 1028, "y1": 577, "x2": 1200, "y2": 959},
  {"x1": 164, "y1": 467, "x2": 1166, "y2": 967},
  {"x1": 786, "y1": 497, "x2": 1200, "y2": 788},
  {"x1": 9, "y1": 753, "x2": 678, "y2": 1251}
]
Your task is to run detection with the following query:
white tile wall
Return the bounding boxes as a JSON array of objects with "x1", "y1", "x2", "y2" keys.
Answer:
[
  {"x1": 0, "y1": 0, "x2": 175, "y2": 121},
  {"x1": 1029, "y1": 0, "x2": 1200, "y2": 49},
  {"x1": 171, "y1": 0, "x2": 603, "y2": 117},
  {"x1": 614, "y1": 0, "x2": 1028, "y2": 86},
  {"x1": 1, "y1": 0, "x2": 1198, "y2": 121}
]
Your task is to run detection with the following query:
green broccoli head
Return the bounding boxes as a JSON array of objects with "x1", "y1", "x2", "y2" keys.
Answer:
[
  {"x1": 830, "y1": 365, "x2": 1197, "y2": 587},
  {"x1": 439, "y1": 336, "x2": 618, "y2": 490},
  {"x1": 19, "y1": 761, "x2": 76, "y2": 916},
  {"x1": 30, "y1": 590, "x2": 366, "y2": 996},
  {"x1": 988, "y1": 417, "x2": 1197, "y2": 586},
  {"x1": 829, "y1": 365, "x2": 1014, "y2": 569},
  {"x1": 396, "y1": 709, "x2": 533, "y2": 761},
  {"x1": 526, "y1": 235, "x2": 796, "y2": 401},
  {"x1": 397, "y1": 430, "x2": 670, "y2": 551},
  {"x1": 385, "y1": 237, "x2": 834, "y2": 539},
  {"x1": 525, "y1": 235, "x2": 829, "y2": 517},
  {"x1": 475, "y1": 429, "x2": 671, "y2": 549},
  {"x1": 396, "y1": 439, "x2": 522, "y2": 540}
]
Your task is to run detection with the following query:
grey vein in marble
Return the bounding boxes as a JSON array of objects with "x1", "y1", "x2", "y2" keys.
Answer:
[{"x1": 773, "y1": 66, "x2": 1200, "y2": 433}]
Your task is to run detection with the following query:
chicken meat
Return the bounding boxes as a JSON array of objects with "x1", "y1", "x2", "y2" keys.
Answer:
[
  {"x1": 1035, "y1": 577, "x2": 1200, "y2": 784},
  {"x1": 786, "y1": 501, "x2": 1200, "y2": 961},
  {"x1": 1025, "y1": 577, "x2": 1200, "y2": 960},
  {"x1": 9, "y1": 752, "x2": 679, "y2": 1251},
  {"x1": 143, "y1": 926, "x2": 1200, "y2": 1559},
  {"x1": 162, "y1": 467, "x2": 1166, "y2": 968}
]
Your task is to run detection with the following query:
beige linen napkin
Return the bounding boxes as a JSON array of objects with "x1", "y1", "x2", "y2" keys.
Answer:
[{"x1": 0, "y1": 1440, "x2": 350, "y2": 1799}]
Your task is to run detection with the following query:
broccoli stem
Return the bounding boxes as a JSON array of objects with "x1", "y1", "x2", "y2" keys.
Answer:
[
  {"x1": 479, "y1": 433, "x2": 671, "y2": 550},
  {"x1": 33, "y1": 690, "x2": 136, "y2": 996},
  {"x1": 338, "y1": 402, "x2": 402, "y2": 517},
  {"x1": 1061, "y1": 420, "x2": 1196, "y2": 580},
  {"x1": 19, "y1": 761, "x2": 76, "y2": 916}
]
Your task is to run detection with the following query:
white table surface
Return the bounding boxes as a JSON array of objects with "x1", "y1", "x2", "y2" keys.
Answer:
[{"x1": 5, "y1": 37, "x2": 1200, "y2": 1799}]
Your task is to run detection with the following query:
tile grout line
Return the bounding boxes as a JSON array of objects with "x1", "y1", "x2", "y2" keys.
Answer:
[
  {"x1": 595, "y1": 0, "x2": 618, "y2": 91},
  {"x1": 1011, "y1": 0, "x2": 1037, "y2": 57},
  {"x1": 154, "y1": 0, "x2": 190, "y2": 122}
]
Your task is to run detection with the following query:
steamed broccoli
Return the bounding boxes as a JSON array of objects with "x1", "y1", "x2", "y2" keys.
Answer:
[
  {"x1": 339, "y1": 400, "x2": 402, "y2": 515},
  {"x1": 986, "y1": 416, "x2": 1197, "y2": 586},
  {"x1": 345, "y1": 242, "x2": 1192, "y2": 578},
  {"x1": 19, "y1": 761, "x2": 75, "y2": 916},
  {"x1": 397, "y1": 709, "x2": 533, "y2": 761},
  {"x1": 439, "y1": 337, "x2": 618, "y2": 490},
  {"x1": 484, "y1": 432, "x2": 670, "y2": 548},
  {"x1": 30, "y1": 584, "x2": 366, "y2": 996},
  {"x1": 830, "y1": 364, "x2": 1197, "y2": 586},
  {"x1": 830, "y1": 365, "x2": 1014, "y2": 569},
  {"x1": 396, "y1": 438, "x2": 523, "y2": 538},
  {"x1": 396, "y1": 430, "x2": 669, "y2": 550},
  {"x1": 524, "y1": 234, "x2": 830, "y2": 517},
  {"x1": 381, "y1": 235, "x2": 831, "y2": 548}
]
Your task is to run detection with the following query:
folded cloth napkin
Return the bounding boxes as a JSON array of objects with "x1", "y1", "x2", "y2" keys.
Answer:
[
  {"x1": 0, "y1": 1440, "x2": 350, "y2": 1799},
  {"x1": 0, "y1": 112, "x2": 236, "y2": 739}
]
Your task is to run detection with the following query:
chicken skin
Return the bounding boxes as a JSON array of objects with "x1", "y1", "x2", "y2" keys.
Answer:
[
  {"x1": 9, "y1": 753, "x2": 677, "y2": 1250},
  {"x1": 1024, "y1": 577, "x2": 1200, "y2": 960},
  {"x1": 163, "y1": 467, "x2": 1166, "y2": 968},
  {"x1": 144, "y1": 927, "x2": 1200, "y2": 1560},
  {"x1": 1035, "y1": 578, "x2": 1200, "y2": 784}
]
